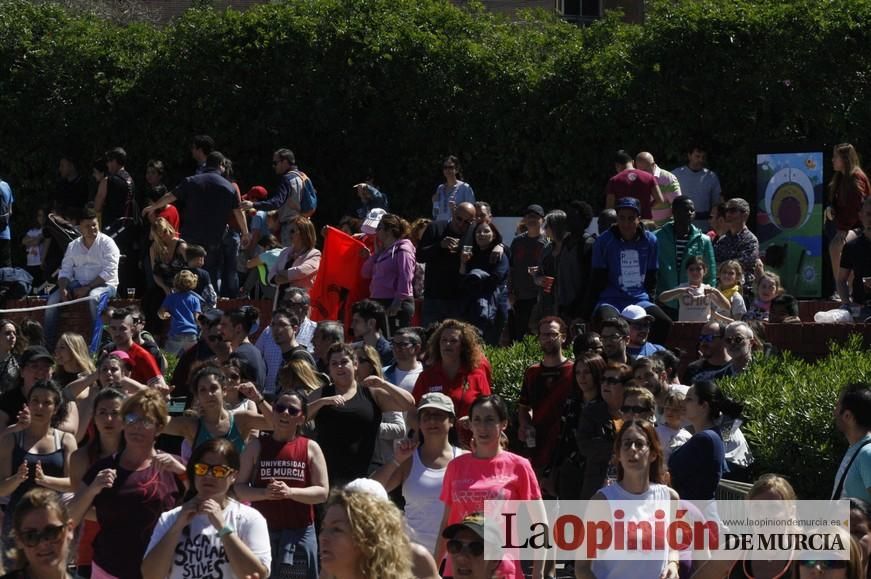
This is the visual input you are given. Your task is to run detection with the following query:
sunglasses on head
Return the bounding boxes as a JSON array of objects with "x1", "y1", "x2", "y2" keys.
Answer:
[
  {"x1": 446, "y1": 539, "x2": 485, "y2": 557},
  {"x1": 274, "y1": 403, "x2": 302, "y2": 416},
  {"x1": 193, "y1": 463, "x2": 234, "y2": 479},
  {"x1": 18, "y1": 524, "x2": 66, "y2": 547}
]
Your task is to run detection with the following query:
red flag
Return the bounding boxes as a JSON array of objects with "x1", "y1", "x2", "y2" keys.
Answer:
[{"x1": 309, "y1": 227, "x2": 370, "y2": 336}]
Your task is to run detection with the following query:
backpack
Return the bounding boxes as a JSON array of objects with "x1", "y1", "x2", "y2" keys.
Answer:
[{"x1": 290, "y1": 170, "x2": 317, "y2": 217}]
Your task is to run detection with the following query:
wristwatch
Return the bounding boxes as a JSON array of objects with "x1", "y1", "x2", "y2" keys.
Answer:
[{"x1": 217, "y1": 525, "x2": 235, "y2": 539}]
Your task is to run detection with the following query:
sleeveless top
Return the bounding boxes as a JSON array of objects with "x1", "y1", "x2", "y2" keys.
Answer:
[
  {"x1": 8, "y1": 429, "x2": 66, "y2": 517},
  {"x1": 153, "y1": 240, "x2": 187, "y2": 288},
  {"x1": 193, "y1": 413, "x2": 245, "y2": 454},
  {"x1": 315, "y1": 385, "x2": 381, "y2": 487},
  {"x1": 403, "y1": 445, "x2": 463, "y2": 553},
  {"x1": 591, "y1": 482, "x2": 672, "y2": 579},
  {"x1": 251, "y1": 435, "x2": 314, "y2": 529}
]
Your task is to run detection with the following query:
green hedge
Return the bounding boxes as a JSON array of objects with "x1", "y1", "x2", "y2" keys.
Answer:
[
  {"x1": 4, "y1": 0, "x2": 871, "y2": 233},
  {"x1": 485, "y1": 334, "x2": 871, "y2": 499}
]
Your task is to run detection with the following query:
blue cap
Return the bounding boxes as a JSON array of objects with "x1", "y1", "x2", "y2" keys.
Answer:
[{"x1": 615, "y1": 197, "x2": 641, "y2": 214}]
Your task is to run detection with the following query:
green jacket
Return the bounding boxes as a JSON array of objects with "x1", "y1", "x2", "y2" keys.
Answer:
[{"x1": 655, "y1": 223, "x2": 716, "y2": 308}]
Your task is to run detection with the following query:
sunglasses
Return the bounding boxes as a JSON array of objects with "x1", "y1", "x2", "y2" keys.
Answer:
[
  {"x1": 193, "y1": 463, "x2": 235, "y2": 479},
  {"x1": 124, "y1": 413, "x2": 156, "y2": 429},
  {"x1": 724, "y1": 336, "x2": 747, "y2": 346},
  {"x1": 698, "y1": 334, "x2": 722, "y2": 343},
  {"x1": 392, "y1": 341, "x2": 414, "y2": 348},
  {"x1": 799, "y1": 560, "x2": 847, "y2": 570},
  {"x1": 621, "y1": 405, "x2": 652, "y2": 414},
  {"x1": 446, "y1": 539, "x2": 485, "y2": 557},
  {"x1": 18, "y1": 524, "x2": 66, "y2": 547},
  {"x1": 274, "y1": 403, "x2": 303, "y2": 416}
]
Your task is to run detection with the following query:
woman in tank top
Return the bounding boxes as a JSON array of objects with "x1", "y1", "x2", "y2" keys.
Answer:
[
  {"x1": 235, "y1": 389, "x2": 328, "y2": 579},
  {"x1": 308, "y1": 343, "x2": 415, "y2": 487},
  {"x1": 162, "y1": 366, "x2": 274, "y2": 455},
  {"x1": 0, "y1": 380, "x2": 77, "y2": 562},
  {"x1": 69, "y1": 388, "x2": 126, "y2": 578},
  {"x1": 371, "y1": 391, "x2": 465, "y2": 553},
  {"x1": 577, "y1": 419, "x2": 680, "y2": 579}
]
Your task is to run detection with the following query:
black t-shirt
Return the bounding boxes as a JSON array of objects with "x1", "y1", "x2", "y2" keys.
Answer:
[
  {"x1": 416, "y1": 220, "x2": 474, "y2": 299},
  {"x1": 232, "y1": 342, "x2": 267, "y2": 391},
  {"x1": 315, "y1": 384, "x2": 382, "y2": 486},
  {"x1": 54, "y1": 176, "x2": 89, "y2": 220},
  {"x1": 102, "y1": 169, "x2": 134, "y2": 226},
  {"x1": 0, "y1": 388, "x2": 25, "y2": 424},
  {"x1": 684, "y1": 358, "x2": 732, "y2": 385},
  {"x1": 841, "y1": 234, "x2": 871, "y2": 304}
]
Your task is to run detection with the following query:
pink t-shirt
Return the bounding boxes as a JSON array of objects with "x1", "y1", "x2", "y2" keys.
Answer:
[{"x1": 440, "y1": 451, "x2": 541, "y2": 578}]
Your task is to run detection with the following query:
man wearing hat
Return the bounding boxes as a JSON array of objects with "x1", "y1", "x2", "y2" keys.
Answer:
[
  {"x1": 0, "y1": 346, "x2": 54, "y2": 430},
  {"x1": 621, "y1": 304, "x2": 665, "y2": 358},
  {"x1": 441, "y1": 513, "x2": 502, "y2": 579},
  {"x1": 509, "y1": 204, "x2": 550, "y2": 341},
  {"x1": 588, "y1": 197, "x2": 672, "y2": 344}
]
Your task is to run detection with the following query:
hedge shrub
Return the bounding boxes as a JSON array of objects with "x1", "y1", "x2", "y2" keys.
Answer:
[{"x1": 4, "y1": 0, "x2": 871, "y2": 235}]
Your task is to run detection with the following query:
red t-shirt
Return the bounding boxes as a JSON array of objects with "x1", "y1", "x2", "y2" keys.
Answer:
[
  {"x1": 606, "y1": 169, "x2": 658, "y2": 219},
  {"x1": 251, "y1": 435, "x2": 315, "y2": 529},
  {"x1": 440, "y1": 452, "x2": 541, "y2": 579},
  {"x1": 125, "y1": 342, "x2": 162, "y2": 386},
  {"x1": 517, "y1": 359, "x2": 575, "y2": 472},
  {"x1": 412, "y1": 363, "x2": 492, "y2": 419}
]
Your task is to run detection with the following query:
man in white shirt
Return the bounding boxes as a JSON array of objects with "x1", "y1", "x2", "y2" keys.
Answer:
[
  {"x1": 44, "y1": 206, "x2": 120, "y2": 351},
  {"x1": 383, "y1": 328, "x2": 424, "y2": 393}
]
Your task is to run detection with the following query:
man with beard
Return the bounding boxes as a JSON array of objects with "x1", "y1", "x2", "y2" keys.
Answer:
[
  {"x1": 683, "y1": 321, "x2": 732, "y2": 384},
  {"x1": 517, "y1": 317, "x2": 574, "y2": 487}
]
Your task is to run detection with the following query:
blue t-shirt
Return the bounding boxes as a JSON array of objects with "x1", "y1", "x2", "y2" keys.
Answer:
[
  {"x1": 834, "y1": 434, "x2": 871, "y2": 502},
  {"x1": 592, "y1": 227, "x2": 659, "y2": 308},
  {"x1": 161, "y1": 291, "x2": 202, "y2": 337},
  {"x1": 627, "y1": 341, "x2": 665, "y2": 358},
  {"x1": 0, "y1": 180, "x2": 13, "y2": 241}
]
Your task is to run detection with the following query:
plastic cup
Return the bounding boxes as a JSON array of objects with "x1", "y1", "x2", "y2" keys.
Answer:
[
  {"x1": 543, "y1": 276, "x2": 555, "y2": 294},
  {"x1": 462, "y1": 245, "x2": 472, "y2": 255},
  {"x1": 126, "y1": 288, "x2": 136, "y2": 299},
  {"x1": 528, "y1": 266, "x2": 539, "y2": 276}
]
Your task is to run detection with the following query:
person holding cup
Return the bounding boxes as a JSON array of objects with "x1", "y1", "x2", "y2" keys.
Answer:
[
  {"x1": 838, "y1": 196, "x2": 871, "y2": 321},
  {"x1": 459, "y1": 221, "x2": 508, "y2": 345},
  {"x1": 417, "y1": 202, "x2": 477, "y2": 326}
]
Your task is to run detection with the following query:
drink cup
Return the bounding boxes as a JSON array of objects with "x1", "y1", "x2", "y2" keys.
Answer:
[
  {"x1": 127, "y1": 288, "x2": 136, "y2": 299},
  {"x1": 543, "y1": 276, "x2": 555, "y2": 294}
]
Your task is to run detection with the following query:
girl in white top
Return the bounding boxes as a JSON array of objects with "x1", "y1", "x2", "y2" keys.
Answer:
[
  {"x1": 370, "y1": 392, "x2": 465, "y2": 553},
  {"x1": 658, "y1": 255, "x2": 731, "y2": 322},
  {"x1": 577, "y1": 420, "x2": 680, "y2": 579},
  {"x1": 143, "y1": 438, "x2": 270, "y2": 579}
]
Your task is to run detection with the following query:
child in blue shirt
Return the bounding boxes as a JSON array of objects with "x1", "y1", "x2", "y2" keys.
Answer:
[{"x1": 159, "y1": 269, "x2": 202, "y2": 355}]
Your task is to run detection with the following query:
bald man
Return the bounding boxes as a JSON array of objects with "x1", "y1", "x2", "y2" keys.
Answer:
[
  {"x1": 417, "y1": 201, "x2": 477, "y2": 325},
  {"x1": 636, "y1": 151, "x2": 682, "y2": 227}
]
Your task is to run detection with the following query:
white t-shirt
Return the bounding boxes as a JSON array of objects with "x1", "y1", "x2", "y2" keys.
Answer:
[
  {"x1": 145, "y1": 499, "x2": 271, "y2": 579},
  {"x1": 675, "y1": 283, "x2": 716, "y2": 322}
]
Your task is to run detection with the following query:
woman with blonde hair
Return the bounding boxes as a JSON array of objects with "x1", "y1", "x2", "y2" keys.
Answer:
[
  {"x1": 53, "y1": 332, "x2": 95, "y2": 387},
  {"x1": 828, "y1": 143, "x2": 870, "y2": 292},
  {"x1": 277, "y1": 358, "x2": 325, "y2": 393},
  {"x1": 146, "y1": 216, "x2": 187, "y2": 331},
  {"x1": 320, "y1": 488, "x2": 413, "y2": 579}
]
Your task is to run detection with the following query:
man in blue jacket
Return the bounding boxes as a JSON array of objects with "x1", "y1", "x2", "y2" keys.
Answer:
[
  {"x1": 588, "y1": 197, "x2": 672, "y2": 344},
  {"x1": 654, "y1": 196, "x2": 717, "y2": 318}
]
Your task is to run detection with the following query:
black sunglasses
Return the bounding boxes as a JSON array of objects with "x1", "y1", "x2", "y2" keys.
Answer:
[
  {"x1": 274, "y1": 403, "x2": 302, "y2": 416},
  {"x1": 446, "y1": 539, "x2": 485, "y2": 557},
  {"x1": 799, "y1": 560, "x2": 847, "y2": 570},
  {"x1": 18, "y1": 524, "x2": 66, "y2": 547}
]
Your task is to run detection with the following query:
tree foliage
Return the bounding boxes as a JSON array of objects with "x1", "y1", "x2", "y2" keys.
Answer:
[{"x1": 3, "y1": 0, "x2": 871, "y2": 228}]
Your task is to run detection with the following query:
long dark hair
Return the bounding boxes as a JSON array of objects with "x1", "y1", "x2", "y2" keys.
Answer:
[
  {"x1": 28, "y1": 380, "x2": 68, "y2": 428},
  {"x1": 86, "y1": 388, "x2": 126, "y2": 464},
  {"x1": 693, "y1": 380, "x2": 744, "y2": 422}
]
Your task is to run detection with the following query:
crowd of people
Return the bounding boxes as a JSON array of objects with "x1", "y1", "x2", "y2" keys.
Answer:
[{"x1": 0, "y1": 138, "x2": 867, "y2": 577}]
